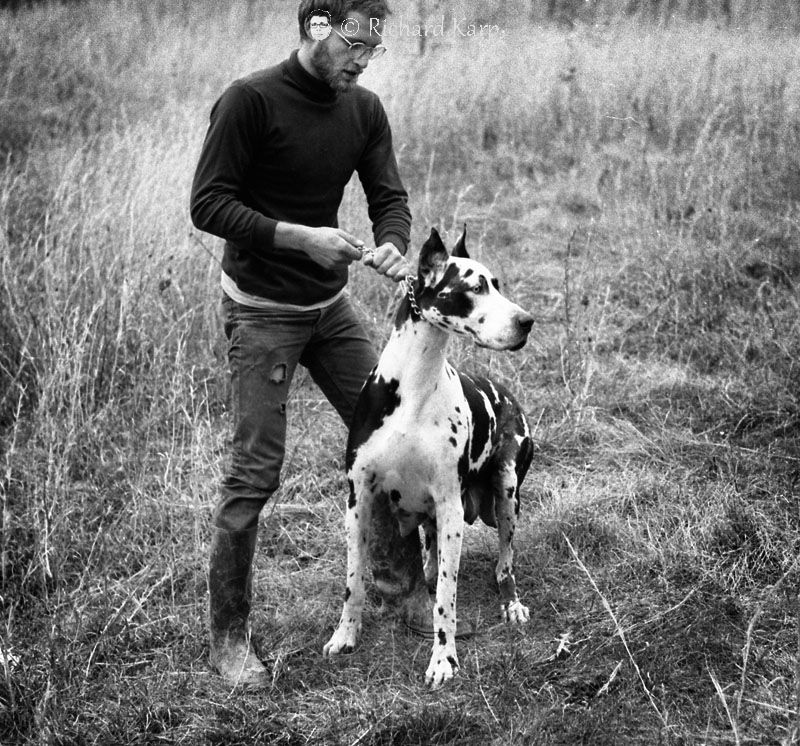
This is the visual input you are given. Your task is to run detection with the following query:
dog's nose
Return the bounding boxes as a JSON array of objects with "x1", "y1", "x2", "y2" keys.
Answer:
[{"x1": 516, "y1": 314, "x2": 534, "y2": 333}]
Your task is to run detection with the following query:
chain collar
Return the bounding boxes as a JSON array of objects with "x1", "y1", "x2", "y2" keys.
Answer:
[{"x1": 402, "y1": 275, "x2": 422, "y2": 318}]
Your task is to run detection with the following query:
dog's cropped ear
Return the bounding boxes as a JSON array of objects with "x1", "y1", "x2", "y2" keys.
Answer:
[
  {"x1": 451, "y1": 224, "x2": 469, "y2": 259},
  {"x1": 418, "y1": 227, "x2": 449, "y2": 281}
]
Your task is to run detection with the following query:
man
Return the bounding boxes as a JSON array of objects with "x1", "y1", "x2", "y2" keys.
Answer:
[{"x1": 190, "y1": 1, "x2": 432, "y2": 687}]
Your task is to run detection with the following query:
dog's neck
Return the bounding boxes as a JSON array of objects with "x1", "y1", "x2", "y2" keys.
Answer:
[{"x1": 376, "y1": 293, "x2": 450, "y2": 392}]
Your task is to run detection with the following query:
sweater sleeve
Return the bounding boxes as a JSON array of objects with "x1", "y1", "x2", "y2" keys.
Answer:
[
  {"x1": 356, "y1": 96, "x2": 412, "y2": 255},
  {"x1": 190, "y1": 83, "x2": 277, "y2": 252}
]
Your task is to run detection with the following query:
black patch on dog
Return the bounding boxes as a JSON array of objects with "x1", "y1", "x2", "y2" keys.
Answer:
[
  {"x1": 418, "y1": 264, "x2": 475, "y2": 320},
  {"x1": 347, "y1": 479, "x2": 356, "y2": 509},
  {"x1": 437, "y1": 629, "x2": 447, "y2": 645},
  {"x1": 516, "y1": 435, "x2": 534, "y2": 483},
  {"x1": 393, "y1": 289, "x2": 421, "y2": 329},
  {"x1": 453, "y1": 373, "x2": 532, "y2": 529},
  {"x1": 344, "y1": 587, "x2": 351, "y2": 602},
  {"x1": 459, "y1": 373, "x2": 494, "y2": 463},
  {"x1": 346, "y1": 373, "x2": 401, "y2": 471}
]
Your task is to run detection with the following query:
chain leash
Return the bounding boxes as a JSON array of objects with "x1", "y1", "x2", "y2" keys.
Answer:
[{"x1": 402, "y1": 275, "x2": 421, "y2": 318}]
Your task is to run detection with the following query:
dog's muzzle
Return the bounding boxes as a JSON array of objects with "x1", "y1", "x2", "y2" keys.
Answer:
[{"x1": 509, "y1": 313, "x2": 534, "y2": 351}]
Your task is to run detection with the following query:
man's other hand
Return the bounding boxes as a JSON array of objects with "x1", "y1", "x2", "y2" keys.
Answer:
[{"x1": 364, "y1": 242, "x2": 410, "y2": 282}]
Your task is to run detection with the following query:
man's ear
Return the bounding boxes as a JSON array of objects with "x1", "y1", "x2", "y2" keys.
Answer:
[
  {"x1": 418, "y1": 227, "x2": 449, "y2": 282},
  {"x1": 451, "y1": 224, "x2": 469, "y2": 259}
]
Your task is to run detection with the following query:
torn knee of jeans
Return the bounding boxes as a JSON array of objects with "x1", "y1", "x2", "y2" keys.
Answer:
[{"x1": 269, "y1": 362, "x2": 287, "y2": 385}]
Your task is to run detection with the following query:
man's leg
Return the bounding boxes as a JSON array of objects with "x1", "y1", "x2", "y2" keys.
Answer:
[
  {"x1": 209, "y1": 297, "x2": 312, "y2": 685},
  {"x1": 300, "y1": 297, "x2": 432, "y2": 628}
]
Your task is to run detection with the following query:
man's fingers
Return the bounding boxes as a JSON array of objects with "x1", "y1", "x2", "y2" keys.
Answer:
[
  {"x1": 366, "y1": 245, "x2": 394, "y2": 269},
  {"x1": 358, "y1": 243, "x2": 410, "y2": 280},
  {"x1": 336, "y1": 229, "x2": 365, "y2": 248},
  {"x1": 386, "y1": 260, "x2": 412, "y2": 281},
  {"x1": 342, "y1": 243, "x2": 363, "y2": 261}
]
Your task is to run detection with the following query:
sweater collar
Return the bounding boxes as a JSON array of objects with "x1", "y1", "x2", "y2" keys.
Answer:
[{"x1": 283, "y1": 49, "x2": 338, "y2": 103}]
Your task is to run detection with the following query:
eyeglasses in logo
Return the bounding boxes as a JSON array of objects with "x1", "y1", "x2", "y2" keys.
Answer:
[{"x1": 307, "y1": 10, "x2": 332, "y2": 40}]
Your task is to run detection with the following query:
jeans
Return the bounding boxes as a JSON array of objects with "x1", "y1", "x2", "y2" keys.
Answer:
[{"x1": 214, "y1": 293, "x2": 378, "y2": 531}]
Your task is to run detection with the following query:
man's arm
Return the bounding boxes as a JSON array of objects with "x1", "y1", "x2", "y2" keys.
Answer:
[
  {"x1": 190, "y1": 84, "x2": 278, "y2": 252},
  {"x1": 356, "y1": 96, "x2": 413, "y2": 267}
]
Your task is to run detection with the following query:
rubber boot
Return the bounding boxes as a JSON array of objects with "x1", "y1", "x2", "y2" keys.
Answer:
[
  {"x1": 208, "y1": 527, "x2": 269, "y2": 687},
  {"x1": 370, "y1": 494, "x2": 476, "y2": 639}
]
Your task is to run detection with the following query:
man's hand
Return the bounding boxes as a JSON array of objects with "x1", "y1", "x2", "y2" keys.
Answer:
[
  {"x1": 275, "y1": 224, "x2": 364, "y2": 270},
  {"x1": 364, "y1": 242, "x2": 411, "y2": 283}
]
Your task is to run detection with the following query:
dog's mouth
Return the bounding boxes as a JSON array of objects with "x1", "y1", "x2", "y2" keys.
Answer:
[{"x1": 470, "y1": 332, "x2": 529, "y2": 352}]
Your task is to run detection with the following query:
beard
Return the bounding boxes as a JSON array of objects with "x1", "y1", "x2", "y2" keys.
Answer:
[{"x1": 310, "y1": 46, "x2": 361, "y2": 92}]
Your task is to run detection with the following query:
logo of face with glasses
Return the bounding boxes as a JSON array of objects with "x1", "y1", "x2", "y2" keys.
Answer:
[
  {"x1": 308, "y1": 11, "x2": 332, "y2": 40},
  {"x1": 306, "y1": 12, "x2": 387, "y2": 61}
]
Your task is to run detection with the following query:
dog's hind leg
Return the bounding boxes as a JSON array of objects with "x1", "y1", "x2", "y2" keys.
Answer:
[
  {"x1": 494, "y1": 464, "x2": 529, "y2": 624},
  {"x1": 323, "y1": 475, "x2": 373, "y2": 657}
]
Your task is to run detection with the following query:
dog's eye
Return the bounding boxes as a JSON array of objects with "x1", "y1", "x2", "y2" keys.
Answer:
[{"x1": 472, "y1": 276, "x2": 489, "y2": 294}]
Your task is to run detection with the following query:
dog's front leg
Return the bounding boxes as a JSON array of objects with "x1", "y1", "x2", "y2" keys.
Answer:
[
  {"x1": 323, "y1": 476, "x2": 372, "y2": 657},
  {"x1": 422, "y1": 517, "x2": 438, "y2": 593},
  {"x1": 424, "y1": 497, "x2": 463, "y2": 688}
]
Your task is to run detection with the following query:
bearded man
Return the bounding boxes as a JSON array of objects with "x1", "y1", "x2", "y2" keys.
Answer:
[{"x1": 191, "y1": 0, "x2": 436, "y2": 686}]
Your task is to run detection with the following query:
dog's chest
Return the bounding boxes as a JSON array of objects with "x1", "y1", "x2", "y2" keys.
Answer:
[{"x1": 351, "y1": 372, "x2": 473, "y2": 507}]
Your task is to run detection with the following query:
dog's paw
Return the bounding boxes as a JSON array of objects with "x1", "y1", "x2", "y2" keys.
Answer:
[
  {"x1": 322, "y1": 623, "x2": 360, "y2": 657},
  {"x1": 502, "y1": 599, "x2": 530, "y2": 625},
  {"x1": 424, "y1": 652, "x2": 459, "y2": 688}
]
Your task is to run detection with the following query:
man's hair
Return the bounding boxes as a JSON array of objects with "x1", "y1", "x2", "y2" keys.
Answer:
[{"x1": 298, "y1": 0, "x2": 391, "y2": 41}]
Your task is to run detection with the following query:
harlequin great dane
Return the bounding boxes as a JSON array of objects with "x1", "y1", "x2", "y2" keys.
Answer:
[{"x1": 323, "y1": 227, "x2": 534, "y2": 687}]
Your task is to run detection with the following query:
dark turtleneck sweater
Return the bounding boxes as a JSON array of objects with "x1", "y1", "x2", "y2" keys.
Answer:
[{"x1": 190, "y1": 50, "x2": 411, "y2": 306}]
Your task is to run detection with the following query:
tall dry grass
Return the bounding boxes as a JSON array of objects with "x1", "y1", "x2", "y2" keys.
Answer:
[{"x1": 1, "y1": 0, "x2": 799, "y2": 743}]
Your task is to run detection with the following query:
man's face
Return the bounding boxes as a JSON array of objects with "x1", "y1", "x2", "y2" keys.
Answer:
[{"x1": 310, "y1": 11, "x2": 384, "y2": 92}]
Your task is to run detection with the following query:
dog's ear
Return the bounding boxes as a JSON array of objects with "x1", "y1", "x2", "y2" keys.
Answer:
[
  {"x1": 418, "y1": 227, "x2": 449, "y2": 280},
  {"x1": 451, "y1": 224, "x2": 469, "y2": 259}
]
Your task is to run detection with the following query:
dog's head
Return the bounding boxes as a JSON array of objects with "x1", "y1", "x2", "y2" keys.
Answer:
[{"x1": 412, "y1": 227, "x2": 533, "y2": 351}]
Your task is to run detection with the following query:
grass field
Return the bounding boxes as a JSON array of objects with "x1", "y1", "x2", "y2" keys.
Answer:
[{"x1": 2, "y1": 0, "x2": 800, "y2": 743}]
